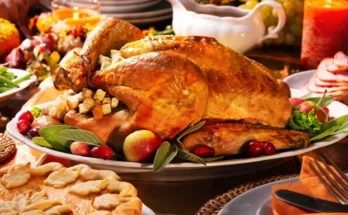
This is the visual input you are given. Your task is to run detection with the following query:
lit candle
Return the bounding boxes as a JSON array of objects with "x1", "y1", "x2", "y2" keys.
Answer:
[{"x1": 300, "y1": 0, "x2": 348, "y2": 70}]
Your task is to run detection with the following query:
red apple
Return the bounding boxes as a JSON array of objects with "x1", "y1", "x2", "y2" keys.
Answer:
[
  {"x1": 289, "y1": 98, "x2": 305, "y2": 106},
  {"x1": 123, "y1": 130, "x2": 162, "y2": 162},
  {"x1": 297, "y1": 101, "x2": 316, "y2": 114},
  {"x1": 70, "y1": 141, "x2": 90, "y2": 156}
]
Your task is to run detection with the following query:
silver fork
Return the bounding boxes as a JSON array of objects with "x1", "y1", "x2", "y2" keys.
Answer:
[{"x1": 309, "y1": 153, "x2": 348, "y2": 205}]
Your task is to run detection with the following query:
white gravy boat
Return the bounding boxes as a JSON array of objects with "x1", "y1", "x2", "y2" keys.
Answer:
[{"x1": 167, "y1": 0, "x2": 286, "y2": 53}]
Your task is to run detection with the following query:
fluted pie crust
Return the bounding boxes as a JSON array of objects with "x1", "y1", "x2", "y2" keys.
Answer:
[{"x1": 0, "y1": 162, "x2": 142, "y2": 215}]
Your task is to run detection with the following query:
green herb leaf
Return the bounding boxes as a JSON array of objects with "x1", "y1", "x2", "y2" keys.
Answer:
[
  {"x1": 177, "y1": 121, "x2": 206, "y2": 143},
  {"x1": 203, "y1": 156, "x2": 224, "y2": 162},
  {"x1": 32, "y1": 137, "x2": 54, "y2": 149},
  {"x1": 39, "y1": 125, "x2": 75, "y2": 151},
  {"x1": 288, "y1": 108, "x2": 321, "y2": 138},
  {"x1": 176, "y1": 148, "x2": 206, "y2": 165},
  {"x1": 153, "y1": 141, "x2": 178, "y2": 172},
  {"x1": 30, "y1": 107, "x2": 41, "y2": 119},
  {"x1": 57, "y1": 129, "x2": 103, "y2": 146},
  {"x1": 322, "y1": 114, "x2": 348, "y2": 131},
  {"x1": 310, "y1": 126, "x2": 340, "y2": 141},
  {"x1": 304, "y1": 97, "x2": 334, "y2": 107}
]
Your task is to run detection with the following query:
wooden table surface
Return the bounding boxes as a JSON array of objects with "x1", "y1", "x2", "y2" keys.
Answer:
[{"x1": 1, "y1": 47, "x2": 348, "y2": 215}]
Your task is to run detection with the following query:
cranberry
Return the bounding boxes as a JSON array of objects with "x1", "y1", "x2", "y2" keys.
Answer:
[
  {"x1": 19, "y1": 111, "x2": 34, "y2": 123},
  {"x1": 193, "y1": 145, "x2": 215, "y2": 158},
  {"x1": 247, "y1": 141, "x2": 264, "y2": 157},
  {"x1": 29, "y1": 128, "x2": 40, "y2": 138},
  {"x1": 263, "y1": 142, "x2": 277, "y2": 155},
  {"x1": 91, "y1": 146, "x2": 114, "y2": 160},
  {"x1": 70, "y1": 141, "x2": 90, "y2": 156},
  {"x1": 322, "y1": 106, "x2": 330, "y2": 115},
  {"x1": 17, "y1": 119, "x2": 31, "y2": 134}
]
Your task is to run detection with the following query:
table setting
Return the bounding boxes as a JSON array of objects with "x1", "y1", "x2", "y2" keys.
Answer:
[{"x1": 0, "y1": 0, "x2": 347, "y2": 214}]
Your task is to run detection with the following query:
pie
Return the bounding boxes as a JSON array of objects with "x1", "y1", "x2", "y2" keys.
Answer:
[{"x1": 0, "y1": 162, "x2": 142, "y2": 215}]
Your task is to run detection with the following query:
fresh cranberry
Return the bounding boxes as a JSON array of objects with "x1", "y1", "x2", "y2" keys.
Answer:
[
  {"x1": 19, "y1": 111, "x2": 34, "y2": 123},
  {"x1": 263, "y1": 142, "x2": 277, "y2": 155},
  {"x1": 29, "y1": 128, "x2": 40, "y2": 138},
  {"x1": 17, "y1": 119, "x2": 31, "y2": 134},
  {"x1": 193, "y1": 145, "x2": 215, "y2": 158},
  {"x1": 322, "y1": 106, "x2": 330, "y2": 115},
  {"x1": 91, "y1": 146, "x2": 114, "y2": 160},
  {"x1": 247, "y1": 141, "x2": 264, "y2": 157},
  {"x1": 70, "y1": 141, "x2": 90, "y2": 156}
]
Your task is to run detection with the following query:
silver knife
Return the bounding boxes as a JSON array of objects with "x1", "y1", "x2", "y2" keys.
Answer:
[{"x1": 275, "y1": 189, "x2": 348, "y2": 213}]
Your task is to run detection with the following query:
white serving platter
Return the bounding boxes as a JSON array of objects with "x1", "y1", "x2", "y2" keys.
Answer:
[{"x1": 7, "y1": 89, "x2": 348, "y2": 181}]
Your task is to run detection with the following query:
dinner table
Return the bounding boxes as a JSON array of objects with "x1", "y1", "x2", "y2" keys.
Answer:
[{"x1": 1, "y1": 6, "x2": 348, "y2": 215}]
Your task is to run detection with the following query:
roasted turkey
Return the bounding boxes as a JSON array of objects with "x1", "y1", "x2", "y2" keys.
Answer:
[{"x1": 55, "y1": 19, "x2": 309, "y2": 156}]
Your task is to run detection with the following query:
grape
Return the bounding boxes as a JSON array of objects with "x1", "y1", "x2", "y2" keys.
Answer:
[
  {"x1": 274, "y1": 31, "x2": 285, "y2": 45},
  {"x1": 245, "y1": 0, "x2": 258, "y2": 8}
]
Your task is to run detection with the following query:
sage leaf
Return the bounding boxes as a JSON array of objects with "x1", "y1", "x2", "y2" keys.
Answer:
[
  {"x1": 32, "y1": 137, "x2": 54, "y2": 149},
  {"x1": 305, "y1": 97, "x2": 334, "y2": 107},
  {"x1": 203, "y1": 156, "x2": 224, "y2": 162},
  {"x1": 153, "y1": 141, "x2": 178, "y2": 172},
  {"x1": 57, "y1": 129, "x2": 103, "y2": 146},
  {"x1": 322, "y1": 114, "x2": 348, "y2": 131},
  {"x1": 39, "y1": 125, "x2": 74, "y2": 150},
  {"x1": 310, "y1": 126, "x2": 340, "y2": 142},
  {"x1": 177, "y1": 121, "x2": 206, "y2": 142},
  {"x1": 176, "y1": 148, "x2": 205, "y2": 165}
]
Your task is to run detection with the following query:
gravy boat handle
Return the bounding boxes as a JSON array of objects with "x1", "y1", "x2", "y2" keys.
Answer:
[{"x1": 251, "y1": 0, "x2": 286, "y2": 43}]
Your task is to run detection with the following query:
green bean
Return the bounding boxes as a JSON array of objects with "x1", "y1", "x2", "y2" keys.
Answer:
[
  {"x1": 0, "y1": 87, "x2": 13, "y2": 93},
  {"x1": 12, "y1": 73, "x2": 32, "y2": 85},
  {"x1": 0, "y1": 75, "x2": 19, "y2": 88}
]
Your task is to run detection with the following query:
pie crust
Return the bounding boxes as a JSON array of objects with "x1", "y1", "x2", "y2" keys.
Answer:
[{"x1": 0, "y1": 162, "x2": 142, "y2": 215}]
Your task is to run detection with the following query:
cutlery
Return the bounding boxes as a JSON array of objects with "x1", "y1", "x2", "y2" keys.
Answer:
[
  {"x1": 309, "y1": 153, "x2": 348, "y2": 205},
  {"x1": 275, "y1": 189, "x2": 348, "y2": 213}
]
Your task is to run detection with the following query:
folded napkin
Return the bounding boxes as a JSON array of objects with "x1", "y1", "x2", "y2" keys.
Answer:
[{"x1": 272, "y1": 156, "x2": 348, "y2": 215}]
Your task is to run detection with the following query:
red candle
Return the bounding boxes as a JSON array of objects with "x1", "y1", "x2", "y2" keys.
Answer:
[{"x1": 301, "y1": 0, "x2": 348, "y2": 70}]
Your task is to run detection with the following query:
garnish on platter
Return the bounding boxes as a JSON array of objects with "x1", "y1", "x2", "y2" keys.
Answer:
[{"x1": 13, "y1": 19, "x2": 348, "y2": 172}]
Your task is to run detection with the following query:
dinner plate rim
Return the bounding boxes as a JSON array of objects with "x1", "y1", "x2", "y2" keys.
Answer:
[
  {"x1": 283, "y1": 70, "x2": 315, "y2": 90},
  {"x1": 100, "y1": 0, "x2": 162, "y2": 13},
  {"x1": 6, "y1": 89, "x2": 348, "y2": 170},
  {"x1": 0, "y1": 68, "x2": 37, "y2": 103},
  {"x1": 218, "y1": 173, "x2": 348, "y2": 215}
]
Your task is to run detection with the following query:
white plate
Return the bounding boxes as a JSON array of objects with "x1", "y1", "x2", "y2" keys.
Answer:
[
  {"x1": 6, "y1": 89, "x2": 348, "y2": 180},
  {"x1": 218, "y1": 174, "x2": 348, "y2": 215},
  {"x1": 142, "y1": 204, "x2": 156, "y2": 215},
  {"x1": 100, "y1": 0, "x2": 162, "y2": 13},
  {"x1": 283, "y1": 70, "x2": 314, "y2": 90},
  {"x1": 111, "y1": 14, "x2": 172, "y2": 25},
  {"x1": 104, "y1": 1, "x2": 172, "y2": 19},
  {"x1": 99, "y1": 0, "x2": 153, "y2": 5},
  {"x1": 0, "y1": 69, "x2": 37, "y2": 104}
]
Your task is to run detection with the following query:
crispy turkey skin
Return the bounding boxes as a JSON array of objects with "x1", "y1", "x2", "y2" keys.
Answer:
[
  {"x1": 52, "y1": 19, "x2": 309, "y2": 157},
  {"x1": 120, "y1": 36, "x2": 292, "y2": 128},
  {"x1": 183, "y1": 123, "x2": 310, "y2": 156}
]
